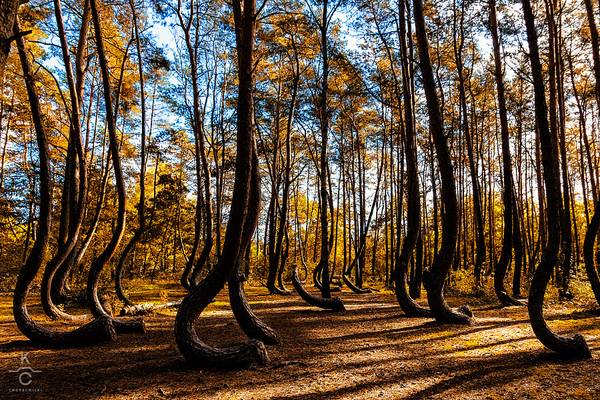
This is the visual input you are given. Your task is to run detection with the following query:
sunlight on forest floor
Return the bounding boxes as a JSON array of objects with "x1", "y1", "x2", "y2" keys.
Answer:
[{"x1": 1, "y1": 284, "x2": 599, "y2": 399}]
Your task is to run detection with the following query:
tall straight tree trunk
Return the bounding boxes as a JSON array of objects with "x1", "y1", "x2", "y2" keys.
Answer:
[
  {"x1": 273, "y1": 35, "x2": 301, "y2": 295},
  {"x1": 543, "y1": 0, "x2": 572, "y2": 297},
  {"x1": 115, "y1": 0, "x2": 148, "y2": 306},
  {"x1": 412, "y1": 0, "x2": 472, "y2": 324},
  {"x1": 521, "y1": 0, "x2": 590, "y2": 358},
  {"x1": 318, "y1": 0, "x2": 332, "y2": 299},
  {"x1": 453, "y1": 0, "x2": 485, "y2": 287},
  {"x1": 266, "y1": 95, "x2": 284, "y2": 294}
]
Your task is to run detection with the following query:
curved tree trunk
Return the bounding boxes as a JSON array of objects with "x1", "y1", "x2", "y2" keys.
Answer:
[
  {"x1": 521, "y1": 0, "x2": 590, "y2": 358},
  {"x1": 174, "y1": 0, "x2": 269, "y2": 369},
  {"x1": 343, "y1": 138, "x2": 384, "y2": 294},
  {"x1": 271, "y1": 37, "x2": 301, "y2": 295},
  {"x1": 86, "y1": 0, "x2": 144, "y2": 334},
  {"x1": 512, "y1": 193, "x2": 525, "y2": 298},
  {"x1": 412, "y1": 0, "x2": 472, "y2": 324},
  {"x1": 59, "y1": 35, "x2": 132, "y2": 300},
  {"x1": 50, "y1": 0, "x2": 92, "y2": 305},
  {"x1": 229, "y1": 145, "x2": 278, "y2": 345},
  {"x1": 582, "y1": 0, "x2": 600, "y2": 306},
  {"x1": 394, "y1": 0, "x2": 431, "y2": 318},
  {"x1": 265, "y1": 116, "x2": 284, "y2": 295},
  {"x1": 12, "y1": 15, "x2": 115, "y2": 346},
  {"x1": 317, "y1": 0, "x2": 333, "y2": 300},
  {"x1": 292, "y1": 267, "x2": 345, "y2": 311},
  {"x1": 489, "y1": 0, "x2": 525, "y2": 307},
  {"x1": 409, "y1": 231, "x2": 424, "y2": 299},
  {"x1": 342, "y1": 272, "x2": 371, "y2": 294},
  {"x1": 115, "y1": 0, "x2": 148, "y2": 307},
  {"x1": 40, "y1": 0, "x2": 91, "y2": 321},
  {"x1": 178, "y1": 0, "x2": 215, "y2": 289}
]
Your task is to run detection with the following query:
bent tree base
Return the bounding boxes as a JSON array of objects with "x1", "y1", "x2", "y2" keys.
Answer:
[
  {"x1": 14, "y1": 309, "x2": 116, "y2": 348},
  {"x1": 395, "y1": 266, "x2": 431, "y2": 318},
  {"x1": 342, "y1": 273, "x2": 372, "y2": 294},
  {"x1": 175, "y1": 273, "x2": 269, "y2": 369},
  {"x1": 583, "y1": 203, "x2": 600, "y2": 306},
  {"x1": 423, "y1": 269, "x2": 473, "y2": 325},
  {"x1": 528, "y1": 261, "x2": 591, "y2": 359},
  {"x1": 292, "y1": 267, "x2": 345, "y2": 311},
  {"x1": 229, "y1": 270, "x2": 278, "y2": 345},
  {"x1": 12, "y1": 15, "x2": 116, "y2": 348}
]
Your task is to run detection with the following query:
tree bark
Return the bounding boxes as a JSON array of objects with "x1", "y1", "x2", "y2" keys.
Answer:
[
  {"x1": 453, "y1": 0, "x2": 485, "y2": 287},
  {"x1": 50, "y1": 0, "x2": 92, "y2": 305},
  {"x1": 394, "y1": 0, "x2": 431, "y2": 317},
  {"x1": 115, "y1": 0, "x2": 149, "y2": 307},
  {"x1": 0, "y1": 0, "x2": 19, "y2": 75},
  {"x1": 582, "y1": 0, "x2": 600, "y2": 306},
  {"x1": 413, "y1": 0, "x2": 472, "y2": 324},
  {"x1": 229, "y1": 144, "x2": 278, "y2": 344},
  {"x1": 521, "y1": 0, "x2": 590, "y2": 358},
  {"x1": 174, "y1": 0, "x2": 269, "y2": 369},
  {"x1": 87, "y1": 0, "x2": 145, "y2": 334},
  {"x1": 12, "y1": 15, "x2": 115, "y2": 346},
  {"x1": 489, "y1": 0, "x2": 524, "y2": 307},
  {"x1": 40, "y1": 0, "x2": 91, "y2": 321}
]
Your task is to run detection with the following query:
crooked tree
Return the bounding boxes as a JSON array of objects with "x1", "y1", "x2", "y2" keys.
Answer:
[
  {"x1": 412, "y1": 0, "x2": 473, "y2": 324},
  {"x1": 521, "y1": 0, "x2": 590, "y2": 358},
  {"x1": 173, "y1": 0, "x2": 271, "y2": 368}
]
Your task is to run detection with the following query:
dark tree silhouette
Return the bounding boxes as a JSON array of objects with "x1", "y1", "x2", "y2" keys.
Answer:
[
  {"x1": 173, "y1": 0, "x2": 270, "y2": 368},
  {"x1": 11, "y1": 14, "x2": 115, "y2": 346},
  {"x1": 115, "y1": 0, "x2": 149, "y2": 307},
  {"x1": 521, "y1": 0, "x2": 590, "y2": 358},
  {"x1": 394, "y1": 0, "x2": 431, "y2": 318},
  {"x1": 488, "y1": 0, "x2": 524, "y2": 307},
  {"x1": 0, "y1": 0, "x2": 19, "y2": 73},
  {"x1": 86, "y1": 0, "x2": 145, "y2": 334},
  {"x1": 412, "y1": 0, "x2": 472, "y2": 324},
  {"x1": 582, "y1": 0, "x2": 600, "y2": 306}
]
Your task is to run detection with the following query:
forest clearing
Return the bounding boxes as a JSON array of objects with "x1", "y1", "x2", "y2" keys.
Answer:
[
  {"x1": 2, "y1": 283, "x2": 600, "y2": 399},
  {"x1": 2, "y1": 0, "x2": 600, "y2": 398}
]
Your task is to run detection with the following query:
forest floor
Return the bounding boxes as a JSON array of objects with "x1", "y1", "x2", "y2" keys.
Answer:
[{"x1": 1, "y1": 281, "x2": 600, "y2": 399}]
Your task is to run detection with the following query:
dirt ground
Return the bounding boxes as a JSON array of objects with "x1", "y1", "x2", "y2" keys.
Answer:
[{"x1": 1, "y1": 284, "x2": 600, "y2": 399}]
